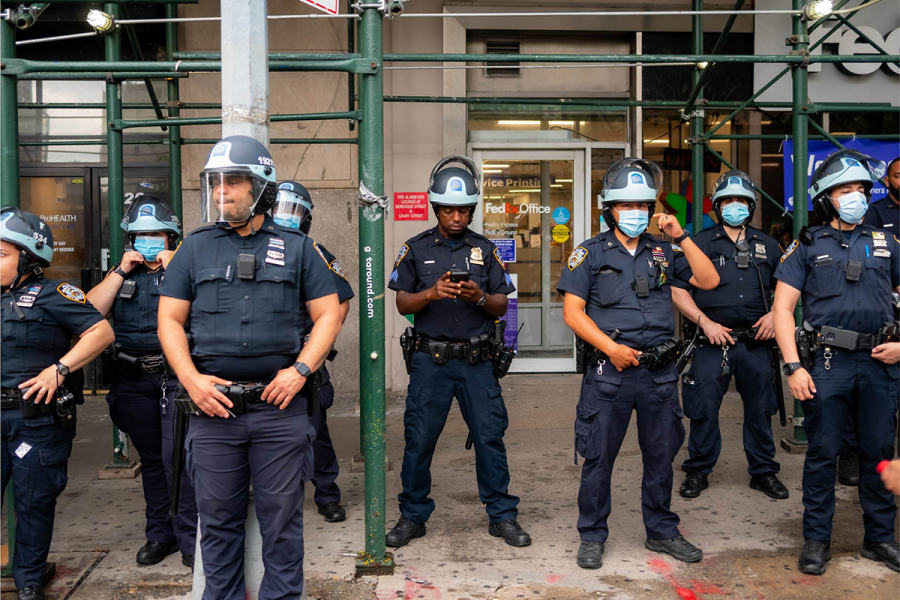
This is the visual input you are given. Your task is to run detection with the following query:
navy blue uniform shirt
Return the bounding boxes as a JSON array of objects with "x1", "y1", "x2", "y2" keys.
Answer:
[
  {"x1": 775, "y1": 223, "x2": 900, "y2": 334},
  {"x1": 159, "y1": 215, "x2": 337, "y2": 382},
  {"x1": 302, "y1": 241, "x2": 354, "y2": 334},
  {"x1": 672, "y1": 224, "x2": 781, "y2": 328},
  {"x1": 1, "y1": 276, "x2": 104, "y2": 388},
  {"x1": 110, "y1": 264, "x2": 165, "y2": 355},
  {"x1": 865, "y1": 197, "x2": 899, "y2": 237},
  {"x1": 557, "y1": 230, "x2": 692, "y2": 349},
  {"x1": 388, "y1": 226, "x2": 515, "y2": 341}
]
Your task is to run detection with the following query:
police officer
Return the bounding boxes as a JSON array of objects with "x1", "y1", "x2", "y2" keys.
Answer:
[
  {"x1": 773, "y1": 149, "x2": 899, "y2": 575},
  {"x1": 1, "y1": 207, "x2": 114, "y2": 600},
  {"x1": 385, "y1": 156, "x2": 530, "y2": 548},
  {"x1": 157, "y1": 136, "x2": 342, "y2": 600},
  {"x1": 85, "y1": 196, "x2": 198, "y2": 569},
  {"x1": 557, "y1": 158, "x2": 718, "y2": 570},
  {"x1": 273, "y1": 181, "x2": 354, "y2": 523},
  {"x1": 672, "y1": 170, "x2": 789, "y2": 500}
]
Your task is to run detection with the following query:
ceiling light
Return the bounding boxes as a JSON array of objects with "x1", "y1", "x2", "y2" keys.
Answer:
[
  {"x1": 643, "y1": 139, "x2": 669, "y2": 144},
  {"x1": 579, "y1": 121, "x2": 587, "y2": 125},
  {"x1": 549, "y1": 120, "x2": 575, "y2": 126},
  {"x1": 483, "y1": 164, "x2": 509, "y2": 168},
  {"x1": 696, "y1": 61, "x2": 709, "y2": 70},
  {"x1": 801, "y1": 0, "x2": 833, "y2": 21},
  {"x1": 87, "y1": 9, "x2": 115, "y2": 33},
  {"x1": 483, "y1": 169, "x2": 502, "y2": 174},
  {"x1": 497, "y1": 120, "x2": 541, "y2": 126},
  {"x1": 508, "y1": 189, "x2": 541, "y2": 193},
  {"x1": 556, "y1": 179, "x2": 573, "y2": 183},
  {"x1": 550, "y1": 184, "x2": 563, "y2": 188}
]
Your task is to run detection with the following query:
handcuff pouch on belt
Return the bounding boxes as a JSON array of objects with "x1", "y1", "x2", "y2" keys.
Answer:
[
  {"x1": 5, "y1": 369, "x2": 83, "y2": 428},
  {"x1": 638, "y1": 337, "x2": 684, "y2": 371}
]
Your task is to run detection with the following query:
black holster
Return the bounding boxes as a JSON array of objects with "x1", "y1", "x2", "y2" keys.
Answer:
[
  {"x1": 306, "y1": 370, "x2": 323, "y2": 418},
  {"x1": 795, "y1": 321, "x2": 818, "y2": 371},
  {"x1": 491, "y1": 320, "x2": 516, "y2": 379},
  {"x1": 400, "y1": 327, "x2": 416, "y2": 374},
  {"x1": 170, "y1": 384, "x2": 190, "y2": 516}
]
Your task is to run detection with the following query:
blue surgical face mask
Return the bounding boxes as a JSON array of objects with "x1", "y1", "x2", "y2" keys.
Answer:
[
  {"x1": 835, "y1": 191, "x2": 868, "y2": 224},
  {"x1": 720, "y1": 202, "x2": 750, "y2": 227},
  {"x1": 617, "y1": 209, "x2": 649, "y2": 238},
  {"x1": 274, "y1": 215, "x2": 303, "y2": 230},
  {"x1": 133, "y1": 235, "x2": 166, "y2": 261}
]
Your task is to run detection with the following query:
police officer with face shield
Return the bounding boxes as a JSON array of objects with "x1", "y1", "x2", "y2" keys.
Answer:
[
  {"x1": 273, "y1": 181, "x2": 354, "y2": 523},
  {"x1": 86, "y1": 195, "x2": 198, "y2": 569},
  {"x1": 671, "y1": 171, "x2": 788, "y2": 501},
  {"x1": 386, "y1": 156, "x2": 530, "y2": 549},
  {"x1": 2, "y1": 207, "x2": 114, "y2": 600},
  {"x1": 557, "y1": 158, "x2": 719, "y2": 570},
  {"x1": 773, "y1": 149, "x2": 900, "y2": 575},
  {"x1": 158, "y1": 136, "x2": 342, "y2": 600}
]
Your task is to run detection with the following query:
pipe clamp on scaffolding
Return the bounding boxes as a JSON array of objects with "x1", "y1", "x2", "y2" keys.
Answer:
[{"x1": 358, "y1": 181, "x2": 389, "y2": 211}]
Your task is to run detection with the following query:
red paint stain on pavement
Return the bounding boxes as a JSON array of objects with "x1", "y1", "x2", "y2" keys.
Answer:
[
  {"x1": 648, "y1": 558, "x2": 700, "y2": 600},
  {"x1": 791, "y1": 576, "x2": 821, "y2": 585},
  {"x1": 688, "y1": 580, "x2": 727, "y2": 595},
  {"x1": 546, "y1": 574, "x2": 563, "y2": 584},
  {"x1": 404, "y1": 572, "x2": 442, "y2": 600}
]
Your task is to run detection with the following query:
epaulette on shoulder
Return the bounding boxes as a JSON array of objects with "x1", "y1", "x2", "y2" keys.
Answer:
[
  {"x1": 408, "y1": 229, "x2": 435, "y2": 244},
  {"x1": 186, "y1": 224, "x2": 217, "y2": 237}
]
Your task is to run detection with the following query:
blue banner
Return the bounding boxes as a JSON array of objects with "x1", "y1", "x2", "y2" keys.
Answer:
[{"x1": 783, "y1": 138, "x2": 899, "y2": 210}]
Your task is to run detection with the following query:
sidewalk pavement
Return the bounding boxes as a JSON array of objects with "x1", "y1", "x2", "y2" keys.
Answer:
[{"x1": 2, "y1": 374, "x2": 897, "y2": 599}]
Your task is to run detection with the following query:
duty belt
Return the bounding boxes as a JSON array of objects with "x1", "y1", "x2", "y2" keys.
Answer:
[
  {"x1": 414, "y1": 336, "x2": 493, "y2": 364},
  {"x1": 795, "y1": 320, "x2": 900, "y2": 371},
  {"x1": 699, "y1": 326, "x2": 761, "y2": 346},
  {"x1": 1, "y1": 388, "x2": 20, "y2": 410}
]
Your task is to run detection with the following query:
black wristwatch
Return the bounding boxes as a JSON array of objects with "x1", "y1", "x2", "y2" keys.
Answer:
[
  {"x1": 113, "y1": 265, "x2": 128, "y2": 278},
  {"x1": 782, "y1": 362, "x2": 803, "y2": 376},
  {"x1": 55, "y1": 361, "x2": 70, "y2": 376},
  {"x1": 476, "y1": 292, "x2": 487, "y2": 307},
  {"x1": 674, "y1": 231, "x2": 690, "y2": 244},
  {"x1": 293, "y1": 361, "x2": 312, "y2": 378}
]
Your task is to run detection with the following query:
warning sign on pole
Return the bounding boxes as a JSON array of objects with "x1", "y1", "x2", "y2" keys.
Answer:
[
  {"x1": 296, "y1": 0, "x2": 339, "y2": 15},
  {"x1": 393, "y1": 192, "x2": 429, "y2": 221}
]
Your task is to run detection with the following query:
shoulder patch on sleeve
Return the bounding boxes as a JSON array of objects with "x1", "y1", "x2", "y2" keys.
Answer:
[
  {"x1": 781, "y1": 240, "x2": 799, "y2": 263},
  {"x1": 313, "y1": 242, "x2": 348, "y2": 280},
  {"x1": 493, "y1": 247, "x2": 506, "y2": 269},
  {"x1": 395, "y1": 244, "x2": 409, "y2": 267},
  {"x1": 568, "y1": 246, "x2": 588, "y2": 271},
  {"x1": 57, "y1": 282, "x2": 86, "y2": 303}
]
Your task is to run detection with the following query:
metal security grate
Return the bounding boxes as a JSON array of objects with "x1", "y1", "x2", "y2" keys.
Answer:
[{"x1": 485, "y1": 40, "x2": 521, "y2": 78}]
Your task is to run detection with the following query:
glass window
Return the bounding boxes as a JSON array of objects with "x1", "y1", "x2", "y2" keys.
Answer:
[{"x1": 469, "y1": 108, "x2": 626, "y2": 143}]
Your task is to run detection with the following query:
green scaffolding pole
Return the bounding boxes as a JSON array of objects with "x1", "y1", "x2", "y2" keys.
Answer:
[
  {"x1": 1, "y1": 16, "x2": 20, "y2": 208},
  {"x1": 109, "y1": 111, "x2": 361, "y2": 130},
  {"x1": 691, "y1": 0, "x2": 705, "y2": 233},
  {"x1": 355, "y1": 6, "x2": 392, "y2": 576},
  {"x1": 166, "y1": 3, "x2": 183, "y2": 221}
]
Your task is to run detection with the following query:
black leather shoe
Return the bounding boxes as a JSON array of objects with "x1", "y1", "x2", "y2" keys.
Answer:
[
  {"x1": 318, "y1": 502, "x2": 346, "y2": 523},
  {"x1": 182, "y1": 553, "x2": 194, "y2": 571},
  {"x1": 576, "y1": 541, "x2": 604, "y2": 569},
  {"x1": 645, "y1": 535, "x2": 703, "y2": 563},
  {"x1": 17, "y1": 587, "x2": 44, "y2": 600},
  {"x1": 385, "y1": 516, "x2": 426, "y2": 548},
  {"x1": 837, "y1": 446, "x2": 860, "y2": 486},
  {"x1": 488, "y1": 519, "x2": 532, "y2": 547},
  {"x1": 750, "y1": 473, "x2": 789, "y2": 499},
  {"x1": 798, "y1": 539, "x2": 831, "y2": 575},
  {"x1": 679, "y1": 471, "x2": 709, "y2": 499},
  {"x1": 136, "y1": 540, "x2": 180, "y2": 565},
  {"x1": 861, "y1": 539, "x2": 900, "y2": 572}
]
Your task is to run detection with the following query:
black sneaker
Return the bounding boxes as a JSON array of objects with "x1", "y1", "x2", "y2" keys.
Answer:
[
  {"x1": 750, "y1": 473, "x2": 789, "y2": 500},
  {"x1": 576, "y1": 541, "x2": 604, "y2": 569},
  {"x1": 318, "y1": 502, "x2": 347, "y2": 523},
  {"x1": 385, "y1": 516, "x2": 426, "y2": 548},
  {"x1": 136, "y1": 541, "x2": 180, "y2": 565},
  {"x1": 861, "y1": 539, "x2": 900, "y2": 573},
  {"x1": 837, "y1": 446, "x2": 860, "y2": 486},
  {"x1": 798, "y1": 539, "x2": 831, "y2": 575},
  {"x1": 679, "y1": 471, "x2": 709, "y2": 499},
  {"x1": 645, "y1": 535, "x2": 703, "y2": 563},
  {"x1": 17, "y1": 587, "x2": 44, "y2": 600},
  {"x1": 488, "y1": 519, "x2": 532, "y2": 547}
]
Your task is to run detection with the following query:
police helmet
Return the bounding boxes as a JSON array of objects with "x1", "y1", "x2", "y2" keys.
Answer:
[
  {"x1": 200, "y1": 135, "x2": 278, "y2": 226},
  {"x1": 121, "y1": 194, "x2": 181, "y2": 241},
  {"x1": 428, "y1": 156, "x2": 480, "y2": 207},
  {"x1": 1, "y1": 206, "x2": 54, "y2": 275},
  {"x1": 711, "y1": 170, "x2": 758, "y2": 226},
  {"x1": 599, "y1": 158, "x2": 662, "y2": 231},
  {"x1": 273, "y1": 181, "x2": 314, "y2": 233},
  {"x1": 809, "y1": 149, "x2": 884, "y2": 221}
]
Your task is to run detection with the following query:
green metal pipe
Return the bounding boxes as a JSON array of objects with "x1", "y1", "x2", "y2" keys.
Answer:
[
  {"x1": 181, "y1": 138, "x2": 357, "y2": 145},
  {"x1": 120, "y1": 5, "x2": 167, "y2": 130},
  {"x1": 109, "y1": 111, "x2": 361, "y2": 130},
  {"x1": 18, "y1": 72, "x2": 190, "y2": 80},
  {"x1": 380, "y1": 53, "x2": 896, "y2": 64},
  {"x1": 19, "y1": 139, "x2": 167, "y2": 146},
  {"x1": 833, "y1": 12, "x2": 897, "y2": 63},
  {"x1": 2, "y1": 58, "x2": 378, "y2": 75},
  {"x1": 682, "y1": 0, "x2": 744, "y2": 114},
  {"x1": 165, "y1": 3, "x2": 182, "y2": 222},
  {"x1": 14, "y1": 3, "x2": 51, "y2": 30},
  {"x1": 356, "y1": 6, "x2": 389, "y2": 573},
  {"x1": 703, "y1": 143, "x2": 792, "y2": 220},
  {"x1": 691, "y1": 0, "x2": 705, "y2": 233},
  {"x1": 173, "y1": 51, "x2": 362, "y2": 61},
  {"x1": 348, "y1": 0, "x2": 356, "y2": 132},
  {"x1": 1, "y1": 16, "x2": 21, "y2": 207},
  {"x1": 807, "y1": 118, "x2": 847, "y2": 151}
]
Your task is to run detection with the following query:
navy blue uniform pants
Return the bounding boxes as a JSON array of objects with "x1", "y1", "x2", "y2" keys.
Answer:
[
  {"x1": 576, "y1": 362, "x2": 685, "y2": 543},
  {"x1": 801, "y1": 350, "x2": 898, "y2": 542},
  {"x1": 681, "y1": 343, "x2": 780, "y2": 477},
  {"x1": 310, "y1": 379, "x2": 340, "y2": 507},
  {"x1": 1, "y1": 409, "x2": 74, "y2": 589},
  {"x1": 107, "y1": 372, "x2": 198, "y2": 555},
  {"x1": 187, "y1": 398, "x2": 313, "y2": 600},
  {"x1": 399, "y1": 353, "x2": 519, "y2": 524}
]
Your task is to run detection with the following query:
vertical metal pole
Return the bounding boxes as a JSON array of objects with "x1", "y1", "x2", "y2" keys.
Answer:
[
  {"x1": 1, "y1": 14, "x2": 20, "y2": 207},
  {"x1": 790, "y1": 0, "x2": 809, "y2": 445},
  {"x1": 221, "y1": 0, "x2": 269, "y2": 143},
  {"x1": 165, "y1": 4, "x2": 182, "y2": 221},
  {"x1": 690, "y1": 0, "x2": 705, "y2": 233},
  {"x1": 356, "y1": 6, "x2": 391, "y2": 574}
]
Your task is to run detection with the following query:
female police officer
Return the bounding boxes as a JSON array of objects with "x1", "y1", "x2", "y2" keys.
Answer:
[
  {"x1": 85, "y1": 195, "x2": 198, "y2": 569},
  {"x1": 557, "y1": 158, "x2": 718, "y2": 570},
  {"x1": 773, "y1": 149, "x2": 900, "y2": 575},
  {"x1": 2, "y1": 206, "x2": 114, "y2": 600}
]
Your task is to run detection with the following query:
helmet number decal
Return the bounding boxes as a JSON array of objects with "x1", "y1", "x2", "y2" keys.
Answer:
[{"x1": 258, "y1": 156, "x2": 274, "y2": 166}]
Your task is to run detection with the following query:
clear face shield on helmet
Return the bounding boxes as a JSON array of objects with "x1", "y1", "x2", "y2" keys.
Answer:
[
  {"x1": 272, "y1": 189, "x2": 313, "y2": 230},
  {"x1": 200, "y1": 170, "x2": 268, "y2": 225},
  {"x1": 816, "y1": 150, "x2": 885, "y2": 196}
]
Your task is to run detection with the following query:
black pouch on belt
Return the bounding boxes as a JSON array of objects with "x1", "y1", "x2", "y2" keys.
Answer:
[
  {"x1": 467, "y1": 336, "x2": 483, "y2": 365},
  {"x1": 19, "y1": 389, "x2": 53, "y2": 419},
  {"x1": 53, "y1": 384, "x2": 77, "y2": 429},
  {"x1": 428, "y1": 340, "x2": 450, "y2": 365}
]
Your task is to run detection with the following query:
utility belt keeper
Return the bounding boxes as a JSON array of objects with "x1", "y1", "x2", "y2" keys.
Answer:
[
  {"x1": 576, "y1": 330, "x2": 683, "y2": 373},
  {"x1": 400, "y1": 320, "x2": 517, "y2": 379},
  {"x1": 0, "y1": 370, "x2": 84, "y2": 429},
  {"x1": 795, "y1": 320, "x2": 900, "y2": 371}
]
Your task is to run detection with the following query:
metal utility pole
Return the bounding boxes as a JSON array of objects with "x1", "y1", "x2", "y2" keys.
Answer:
[
  {"x1": 690, "y1": 0, "x2": 705, "y2": 233},
  {"x1": 165, "y1": 3, "x2": 183, "y2": 221},
  {"x1": 221, "y1": 0, "x2": 269, "y2": 143}
]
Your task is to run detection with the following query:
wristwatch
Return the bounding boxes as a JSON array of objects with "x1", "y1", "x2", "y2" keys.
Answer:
[
  {"x1": 673, "y1": 231, "x2": 690, "y2": 244},
  {"x1": 113, "y1": 265, "x2": 128, "y2": 278},
  {"x1": 476, "y1": 292, "x2": 487, "y2": 307},
  {"x1": 55, "y1": 361, "x2": 70, "y2": 376},
  {"x1": 782, "y1": 362, "x2": 803, "y2": 376},
  {"x1": 293, "y1": 361, "x2": 312, "y2": 377}
]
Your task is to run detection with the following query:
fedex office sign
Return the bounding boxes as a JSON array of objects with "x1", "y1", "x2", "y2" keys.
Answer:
[
  {"x1": 485, "y1": 203, "x2": 551, "y2": 214},
  {"x1": 810, "y1": 26, "x2": 900, "y2": 76}
]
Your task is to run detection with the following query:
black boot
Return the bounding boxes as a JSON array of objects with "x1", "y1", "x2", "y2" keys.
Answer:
[
  {"x1": 837, "y1": 446, "x2": 860, "y2": 486},
  {"x1": 385, "y1": 516, "x2": 426, "y2": 548},
  {"x1": 576, "y1": 541, "x2": 604, "y2": 569},
  {"x1": 861, "y1": 540, "x2": 900, "y2": 573},
  {"x1": 136, "y1": 541, "x2": 180, "y2": 565},
  {"x1": 318, "y1": 502, "x2": 347, "y2": 523},
  {"x1": 182, "y1": 553, "x2": 195, "y2": 571},
  {"x1": 679, "y1": 470, "x2": 708, "y2": 499},
  {"x1": 17, "y1": 587, "x2": 44, "y2": 600},
  {"x1": 645, "y1": 535, "x2": 703, "y2": 563},
  {"x1": 488, "y1": 519, "x2": 532, "y2": 547},
  {"x1": 798, "y1": 539, "x2": 831, "y2": 575},
  {"x1": 750, "y1": 473, "x2": 789, "y2": 499}
]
